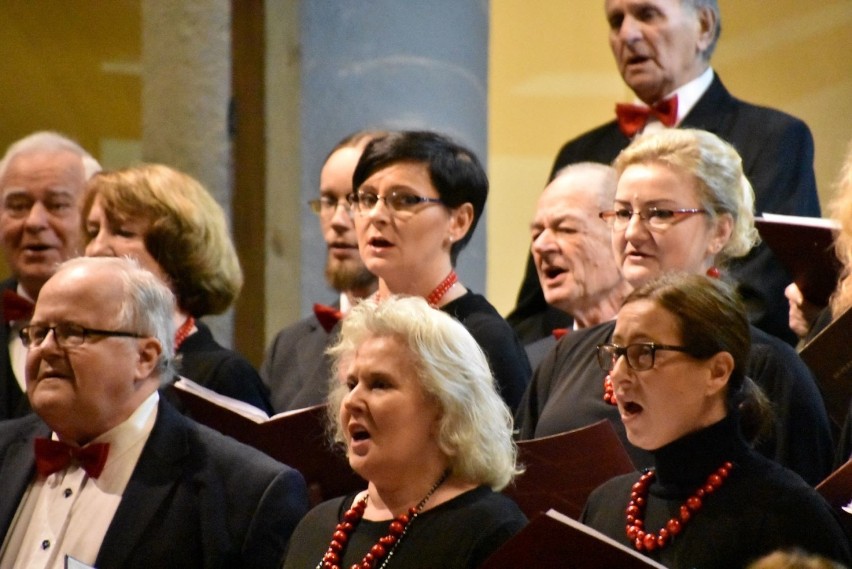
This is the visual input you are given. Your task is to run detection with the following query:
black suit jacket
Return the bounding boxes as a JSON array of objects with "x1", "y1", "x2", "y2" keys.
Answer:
[
  {"x1": 0, "y1": 277, "x2": 31, "y2": 420},
  {"x1": 0, "y1": 398, "x2": 309, "y2": 569},
  {"x1": 509, "y1": 75, "x2": 819, "y2": 346},
  {"x1": 260, "y1": 312, "x2": 336, "y2": 413}
]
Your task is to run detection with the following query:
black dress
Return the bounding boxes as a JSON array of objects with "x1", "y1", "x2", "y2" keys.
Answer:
[
  {"x1": 582, "y1": 414, "x2": 852, "y2": 568},
  {"x1": 515, "y1": 319, "x2": 834, "y2": 485},
  {"x1": 282, "y1": 486, "x2": 527, "y2": 569},
  {"x1": 166, "y1": 320, "x2": 274, "y2": 415},
  {"x1": 440, "y1": 292, "x2": 531, "y2": 414}
]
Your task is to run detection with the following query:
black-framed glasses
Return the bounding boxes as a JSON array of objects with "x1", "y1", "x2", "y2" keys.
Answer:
[
  {"x1": 596, "y1": 342, "x2": 694, "y2": 372},
  {"x1": 598, "y1": 207, "x2": 707, "y2": 231},
  {"x1": 20, "y1": 323, "x2": 146, "y2": 349},
  {"x1": 307, "y1": 195, "x2": 353, "y2": 217},
  {"x1": 350, "y1": 190, "x2": 443, "y2": 214}
]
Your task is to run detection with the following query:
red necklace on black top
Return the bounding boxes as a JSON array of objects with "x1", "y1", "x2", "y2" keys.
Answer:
[
  {"x1": 626, "y1": 461, "x2": 734, "y2": 552},
  {"x1": 174, "y1": 316, "x2": 196, "y2": 351},
  {"x1": 425, "y1": 270, "x2": 458, "y2": 308},
  {"x1": 375, "y1": 271, "x2": 458, "y2": 309},
  {"x1": 317, "y1": 470, "x2": 450, "y2": 569}
]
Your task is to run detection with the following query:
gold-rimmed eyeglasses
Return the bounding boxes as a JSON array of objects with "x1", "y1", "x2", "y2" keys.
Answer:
[
  {"x1": 599, "y1": 207, "x2": 707, "y2": 231},
  {"x1": 308, "y1": 195, "x2": 354, "y2": 217}
]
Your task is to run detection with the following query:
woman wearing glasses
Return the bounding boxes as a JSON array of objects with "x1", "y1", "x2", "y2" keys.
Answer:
[
  {"x1": 581, "y1": 273, "x2": 850, "y2": 567},
  {"x1": 349, "y1": 131, "x2": 530, "y2": 412},
  {"x1": 81, "y1": 164, "x2": 273, "y2": 414},
  {"x1": 516, "y1": 128, "x2": 833, "y2": 485}
]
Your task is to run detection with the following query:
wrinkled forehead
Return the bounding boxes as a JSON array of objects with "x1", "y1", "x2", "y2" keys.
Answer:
[{"x1": 1, "y1": 150, "x2": 86, "y2": 195}]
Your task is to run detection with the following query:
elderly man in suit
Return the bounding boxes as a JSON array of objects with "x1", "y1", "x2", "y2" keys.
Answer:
[
  {"x1": 524, "y1": 163, "x2": 632, "y2": 368},
  {"x1": 0, "y1": 131, "x2": 101, "y2": 420},
  {"x1": 261, "y1": 131, "x2": 379, "y2": 412},
  {"x1": 0, "y1": 256, "x2": 308, "y2": 568},
  {"x1": 508, "y1": 0, "x2": 819, "y2": 347}
]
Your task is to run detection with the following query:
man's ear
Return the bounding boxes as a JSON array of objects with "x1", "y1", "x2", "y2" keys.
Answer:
[
  {"x1": 695, "y1": 5, "x2": 717, "y2": 56},
  {"x1": 134, "y1": 337, "x2": 163, "y2": 383}
]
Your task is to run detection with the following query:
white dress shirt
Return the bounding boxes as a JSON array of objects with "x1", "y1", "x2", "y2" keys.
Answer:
[
  {"x1": 0, "y1": 392, "x2": 159, "y2": 569},
  {"x1": 641, "y1": 66, "x2": 715, "y2": 134}
]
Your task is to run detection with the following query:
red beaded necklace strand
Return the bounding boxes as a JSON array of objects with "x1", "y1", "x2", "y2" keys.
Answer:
[
  {"x1": 626, "y1": 461, "x2": 734, "y2": 552},
  {"x1": 603, "y1": 374, "x2": 617, "y2": 405},
  {"x1": 425, "y1": 270, "x2": 458, "y2": 308},
  {"x1": 317, "y1": 470, "x2": 450, "y2": 569},
  {"x1": 174, "y1": 316, "x2": 196, "y2": 351},
  {"x1": 373, "y1": 271, "x2": 458, "y2": 308}
]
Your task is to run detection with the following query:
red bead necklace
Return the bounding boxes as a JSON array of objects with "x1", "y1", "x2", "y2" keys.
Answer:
[
  {"x1": 317, "y1": 470, "x2": 450, "y2": 569},
  {"x1": 425, "y1": 270, "x2": 458, "y2": 308},
  {"x1": 174, "y1": 316, "x2": 196, "y2": 351},
  {"x1": 626, "y1": 461, "x2": 734, "y2": 552},
  {"x1": 603, "y1": 374, "x2": 617, "y2": 406}
]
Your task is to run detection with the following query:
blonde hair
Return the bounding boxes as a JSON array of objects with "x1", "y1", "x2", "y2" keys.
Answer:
[
  {"x1": 614, "y1": 128, "x2": 758, "y2": 265},
  {"x1": 829, "y1": 142, "x2": 852, "y2": 319},
  {"x1": 747, "y1": 549, "x2": 847, "y2": 569},
  {"x1": 82, "y1": 164, "x2": 242, "y2": 317},
  {"x1": 326, "y1": 295, "x2": 523, "y2": 491}
]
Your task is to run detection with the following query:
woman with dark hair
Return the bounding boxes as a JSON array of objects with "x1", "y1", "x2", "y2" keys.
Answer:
[
  {"x1": 349, "y1": 130, "x2": 530, "y2": 412},
  {"x1": 516, "y1": 128, "x2": 833, "y2": 484},
  {"x1": 82, "y1": 164, "x2": 273, "y2": 414},
  {"x1": 582, "y1": 273, "x2": 851, "y2": 568}
]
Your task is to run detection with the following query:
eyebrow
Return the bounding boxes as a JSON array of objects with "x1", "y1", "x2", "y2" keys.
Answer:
[{"x1": 3, "y1": 187, "x2": 77, "y2": 198}]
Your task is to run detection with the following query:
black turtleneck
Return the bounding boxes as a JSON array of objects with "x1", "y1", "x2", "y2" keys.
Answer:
[
  {"x1": 581, "y1": 414, "x2": 851, "y2": 569},
  {"x1": 651, "y1": 412, "x2": 752, "y2": 497}
]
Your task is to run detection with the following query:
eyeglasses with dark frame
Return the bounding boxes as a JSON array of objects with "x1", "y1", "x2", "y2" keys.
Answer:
[
  {"x1": 20, "y1": 323, "x2": 146, "y2": 349},
  {"x1": 596, "y1": 342, "x2": 694, "y2": 372},
  {"x1": 349, "y1": 190, "x2": 444, "y2": 214},
  {"x1": 598, "y1": 206, "x2": 707, "y2": 231},
  {"x1": 307, "y1": 195, "x2": 354, "y2": 217}
]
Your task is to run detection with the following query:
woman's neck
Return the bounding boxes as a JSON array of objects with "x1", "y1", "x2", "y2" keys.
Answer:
[
  {"x1": 377, "y1": 268, "x2": 466, "y2": 307},
  {"x1": 651, "y1": 413, "x2": 749, "y2": 490},
  {"x1": 364, "y1": 472, "x2": 475, "y2": 520}
]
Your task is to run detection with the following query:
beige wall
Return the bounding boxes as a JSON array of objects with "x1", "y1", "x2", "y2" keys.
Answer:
[
  {"x1": 2, "y1": 2, "x2": 850, "y2": 327},
  {"x1": 488, "y1": 0, "x2": 852, "y2": 315}
]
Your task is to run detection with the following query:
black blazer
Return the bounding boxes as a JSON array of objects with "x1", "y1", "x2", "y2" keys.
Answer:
[
  {"x1": 0, "y1": 277, "x2": 31, "y2": 420},
  {"x1": 260, "y1": 312, "x2": 336, "y2": 413},
  {"x1": 0, "y1": 398, "x2": 309, "y2": 569},
  {"x1": 509, "y1": 74, "x2": 819, "y2": 346}
]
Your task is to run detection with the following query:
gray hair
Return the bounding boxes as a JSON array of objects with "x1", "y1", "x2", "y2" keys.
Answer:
[
  {"x1": 684, "y1": 0, "x2": 721, "y2": 59},
  {"x1": 551, "y1": 162, "x2": 618, "y2": 210},
  {"x1": 0, "y1": 131, "x2": 101, "y2": 182},
  {"x1": 613, "y1": 128, "x2": 758, "y2": 264},
  {"x1": 55, "y1": 256, "x2": 176, "y2": 383},
  {"x1": 327, "y1": 295, "x2": 523, "y2": 491}
]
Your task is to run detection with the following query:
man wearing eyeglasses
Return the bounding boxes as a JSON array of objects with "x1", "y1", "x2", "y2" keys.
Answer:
[
  {"x1": 0, "y1": 132, "x2": 102, "y2": 421},
  {"x1": 260, "y1": 131, "x2": 381, "y2": 412},
  {"x1": 508, "y1": 0, "x2": 819, "y2": 347},
  {"x1": 0, "y1": 256, "x2": 308, "y2": 568}
]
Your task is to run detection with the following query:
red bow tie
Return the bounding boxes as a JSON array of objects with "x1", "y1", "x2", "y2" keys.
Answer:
[
  {"x1": 313, "y1": 303, "x2": 343, "y2": 334},
  {"x1": 34, "y1": 438, "x2": 110, "y2": 479},
  {"x1": 552, "y1": 328, "x2": 570, "y2": 341},
  {"x1": 3, "y1": 289, "x2": 35, "y2": 324},
  {"x1": 615, "y1": 96, "x2": 679, "y2": 138}
]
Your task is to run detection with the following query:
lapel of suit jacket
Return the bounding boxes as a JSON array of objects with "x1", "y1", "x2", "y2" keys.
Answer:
[
  {"x1": 0, "y1": 416, "x2": 48, "y2": 538},
  {"x1": 678, "y1": 74, "x2": 736, "y2": 136},
  {"x1": 0, "y1": 278, "x2": 29, "y2": 420},
  {"x1": 95, "y1": 399, "x2": 189, "y2": 569}
]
